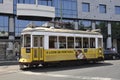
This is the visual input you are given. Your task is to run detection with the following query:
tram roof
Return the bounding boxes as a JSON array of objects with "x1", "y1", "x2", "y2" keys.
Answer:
[{"x1": 22, "y1": 26, "x2": 102, "y2": 35}]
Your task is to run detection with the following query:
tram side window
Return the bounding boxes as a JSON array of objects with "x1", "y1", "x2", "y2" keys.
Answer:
[
  {"x1": 59, "y1": 36, "x2": 66, "y2": 48},
  {"x1": 98, "y1": 38, "x2": 102, "y2": 48},
  {"x1": 24, "y1": 35, "x2": 31, "y2": 47},
  {"x1": 67, "y1": 37, "x2": 74, "y2": 48},
  {"x1": 75, "y1": 37, "x2": 82, "y2": 48},
  {"x1": 49, "y1": 36, "x2": 57, "y2": 48},
  {"x1": 90, "y1": 38, "x2": 95, "y2": 48},
  {"x1": 83, "y1": 38, "x2": 89, "y2": 48}
]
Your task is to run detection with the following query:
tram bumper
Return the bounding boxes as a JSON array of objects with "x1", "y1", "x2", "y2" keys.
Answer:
[
  {"x1": 19, "y1": 58, "x2": 32, "y2": 69},
  {"x1": 19, "y1": 58, "x2": 31, "y2": 65}
]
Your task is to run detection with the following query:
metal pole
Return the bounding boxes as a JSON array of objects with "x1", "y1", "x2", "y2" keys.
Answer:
[
  {"x1": 36, "y1": 0, "x2": 38, "y2": 6},
  {"x1": 60, "y1": 0, "x2": 63, "y2": 23}
]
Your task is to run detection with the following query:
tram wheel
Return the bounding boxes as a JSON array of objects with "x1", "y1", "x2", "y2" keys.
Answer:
[
  {"x1": 19, "y1": 64, "x2": 25, "y2": 70},
  {"x1": 42, "y1": 63, "x2": 49, "y2": 67},
  {"x1": 34, "y1": 64, "x2": 39, "y2": 67},
  {"x1": 112, "y1": 55, "x2": 116, "y2": 60},
  {"x1": 28, "y1": 64, "x2": 34, "y2": 68}
]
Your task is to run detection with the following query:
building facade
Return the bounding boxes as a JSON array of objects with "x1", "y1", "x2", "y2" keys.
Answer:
[{"x1": 0, "y1": 0, "x2": 120, "y2": 60}]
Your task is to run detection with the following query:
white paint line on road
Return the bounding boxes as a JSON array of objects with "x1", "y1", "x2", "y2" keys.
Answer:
[{"x1": 21, "y1": 71, "x2": 113, "y2": 80}]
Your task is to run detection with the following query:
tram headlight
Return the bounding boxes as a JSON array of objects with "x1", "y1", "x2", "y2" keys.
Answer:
[
  {"x1": 98, "y1": 49, "x2": 102, "y2": 54},
  {"x1": 19, "y1": 58, "x2": 27, "y2": 62},
  {"x1": 99, "y1": 50, "x2": 102, "y2": 53}
]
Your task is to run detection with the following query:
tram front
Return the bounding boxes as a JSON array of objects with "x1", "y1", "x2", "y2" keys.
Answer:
[{"x1": 19, "y1": 34, "x2": 44, "y2": 69}]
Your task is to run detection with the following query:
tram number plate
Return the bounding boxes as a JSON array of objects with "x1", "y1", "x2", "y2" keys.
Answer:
[{"x1": 26, "y1": 48, "x2": 31, "y2": 53}]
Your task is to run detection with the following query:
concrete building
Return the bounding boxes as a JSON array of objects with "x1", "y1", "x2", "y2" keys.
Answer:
[{"x1": 0, "y1": 0, "x2": 120, "y2": 60}]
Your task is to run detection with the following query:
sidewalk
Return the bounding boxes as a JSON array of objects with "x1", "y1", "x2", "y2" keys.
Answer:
[{"x1": 0, "y1": 60, "x2": 18, "y2": 66}]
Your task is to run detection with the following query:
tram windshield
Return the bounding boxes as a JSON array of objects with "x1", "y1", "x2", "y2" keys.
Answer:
[{"x1": 22, "y1": 34, "x2": 31, "y2": 47}]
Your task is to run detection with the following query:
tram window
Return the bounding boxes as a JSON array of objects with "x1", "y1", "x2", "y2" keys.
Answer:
[
  {"x1": 24, "y1": 34, "x2": 31, "y2": 47},
  {"x1": 59, "y1": 36, "x2": 66, "y2": 48},
  {"x1": 40, "y1": 37, "x2": 43, "y2": 47},
  {"x1": 75, "y1": 37, "x2": 82, "y2": 48},
  {"x1": 83, "y1": 38, "x2": 89, "y2": 48},
  {"x1": 33, "y1": 36, "x2": 43, "y2": 47},
  {"x1": 49, "y1": 36, "x2": 57, "y2": 48},
  {"x1": 67, "y1": 37, "x2": 74, "y2": 48},
  {"x1": 90, "y1": 38, "x2": 95, "y2": 48},
  {"x1": 98, "y1": 38, "x2": 102, "y2": 48},
  {"x1": 33, "y1": 36, "x2": 38, "y2": 47}
]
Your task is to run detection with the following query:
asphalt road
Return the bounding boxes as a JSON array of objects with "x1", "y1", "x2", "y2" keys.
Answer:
[{"x1": 0, "y1": 60, "x2": 120, "y2": 80}]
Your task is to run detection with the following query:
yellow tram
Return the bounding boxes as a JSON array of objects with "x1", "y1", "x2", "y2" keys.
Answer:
[{"x1": 19, "y1": 25, "x2": 104, "y2": 69}]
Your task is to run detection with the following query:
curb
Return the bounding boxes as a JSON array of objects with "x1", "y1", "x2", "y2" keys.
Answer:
[{"x1": 0, "y1": 61, "x2": 18, "y2": 66}]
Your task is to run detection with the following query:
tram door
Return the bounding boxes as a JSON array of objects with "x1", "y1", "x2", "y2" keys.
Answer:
[{"x1": 33, "y1": 36, "x2": 44, "y2": 61}]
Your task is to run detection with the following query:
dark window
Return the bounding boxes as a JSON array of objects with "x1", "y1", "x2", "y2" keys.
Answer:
[
  {"x1": 0, "y1": 0, "x2": 3, "y2": 3},
  {"x1": 38, "y1": 0, "x2": 52, "y2": 6},
  {"x1": 24, "y1": 34, "x2": 31, "y2": 47},
  {"x1": 13, "y1": 0, "x2": 17, "y2": 14},
  {"x1": 15, "y1": 18, "x2": 45, "y2": 36},
  {"x1": 83, "y1": 38, "x2": 89, "y2": 48},
  {"x1": 99, "y1": 4, "x2": 106, "y2": 13},
  {"x1": 90, "y1": 38, "x2": 95, "y2": 48},
  {"x1": 82, "y1": 3, "x2": 90, "y2": 12},
  {"x1": 67, "y1": 37, "x2": 74, "y2": 48},
  {"x1": 17, "y1": 0, "x2": 24, "y2": 3},
  {"x1": 53, "y1": 0, "x2": 77, "y2": 18},
  {"x1": 115, "y1": 6, "x2": 120, "y2": 14},
  {"x1": 17, "y1": 0, "x2": 35, "y2": 4},
  {"x1": 24, "y1": 0, "x2": 35, "y2": 4},
  {"x1": 75, "y1": 37, "x2": 82, "y2": 48},
  {"x1": 59, "y1": 36, "x2": 66, "y2": 49},
  {"x1": 49, "y1": 36, "x2": 57, "y2": 48},
  {"x1": 0, "y1": 16, "x2": 9, "y2": 34}
]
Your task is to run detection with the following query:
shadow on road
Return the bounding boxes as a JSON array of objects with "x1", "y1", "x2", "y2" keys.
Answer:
[{"x1": 22, "y1": 62, "x2": 113, "y2": 72}]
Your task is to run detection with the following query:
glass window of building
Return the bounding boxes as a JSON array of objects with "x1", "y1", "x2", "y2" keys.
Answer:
[
  {"x1": 15, "y1": 18, "x2": 45, "y2": 36},
  {"x1": 0, "y1": 0, "x2": 3, "y2": 3},
  {"x1": 25, "y1": 0, "x2": 35, "y2": 4},
  {"x1": 53, "y1": 0, "x2": 77, "y2": 18},
  {"x1": 0, "y1": 16, "x2": 8, "y2": 33},
  {"x1": 115, "y1": 6, "x2": 120, "y2": 14},
  {"x1": 82, "y1": 3, "x2": 90, "y2": 12},
  {"x1": 17, "y1": 0, "x2": 24, "y2": 3},
  {"x1": 38, "y1": 0, "x2": 52, "y2": 6},
  {"x1": 17, "y1": 0, "x2": 35, "y2": 4},
  {"x1": 78, "y1": 20, "x2": 91, "y2": 30},
  {"x1": 99, "y1": 4, "x2": 106, "y2": 13},
  {"x1": 13, "y1": 0, "x2": 17, "y2": 14}
]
